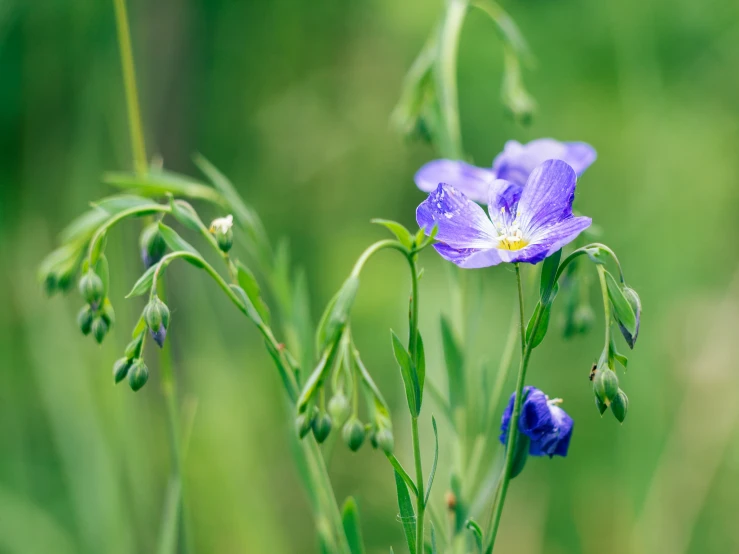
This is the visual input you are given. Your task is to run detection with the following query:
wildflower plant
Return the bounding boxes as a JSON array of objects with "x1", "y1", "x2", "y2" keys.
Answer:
[{"x1": 38, "y1": 0, "x2": 642, "y2": 553}]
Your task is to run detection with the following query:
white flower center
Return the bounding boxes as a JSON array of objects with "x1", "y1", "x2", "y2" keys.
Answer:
[{"x1": 493, "y1": 207, "x2": 528, "y2": 251}]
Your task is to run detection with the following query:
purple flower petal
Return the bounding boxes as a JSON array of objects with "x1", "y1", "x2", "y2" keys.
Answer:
[
  {"x1": 433, "y1": 243, "x2": 502, "y2": 269},
  {"x1": 492, "y1": 139, "x2": 596, "y2": 186},
  {"x1": 151, "y1": 326, "x2": 167, "y2": 348},
  {"x1": 416, "y1": 184, "x2": 498, "y2": 249},
  {"x1": 415, "y1": 160, "x2": 496, "y2": 203},
  {"x1": 487, "y1": 179, "x2": 523, "y2": 229},
  {"x1": 517, "y1": 159, "x2": 579, "y2": 235}
]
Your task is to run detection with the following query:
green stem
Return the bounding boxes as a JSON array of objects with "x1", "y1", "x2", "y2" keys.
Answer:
[
  {"x1": 483, "y1": 264, "x2": 544, "y2": 553},
  {"x1": 411, "y1": 416, "x2": 425, "y2": 554},
  {"x1": 436, "y1": 0, "x2": 468, "y2": 159},
  {"x1": 157, "y1": 281, "x2": 194, "y2": 554},
  {"x1": 596, "y1": 265, "x2": 611, "y2": 352},
  {"x1": 112, "y1": 0, "x2": 147, "y2": 175}
]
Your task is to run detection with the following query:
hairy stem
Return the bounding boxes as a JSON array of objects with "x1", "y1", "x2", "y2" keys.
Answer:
[{"x1": 112, "y1": 0, "x2": 147, "y2": 175}]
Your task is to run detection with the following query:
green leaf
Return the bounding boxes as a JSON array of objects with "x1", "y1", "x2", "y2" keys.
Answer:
[
  {"x1": 440, "y1": 316, "x2": 465, "y2": 412},
  {"x1": 385, "y1": 455, "x2": 418, "y2": 497},
  {"x1": 509, "y1": 434, "x2": 530, "y2": 479},
  {"x1": 157, "y1": 223, "x2": 199, "y2": 256},
  {"x1": 539, "y1": 249, "x2": 562, "y2": 305},
  {"x1": 424, "y1": 416, "x2": 439, "y2": 506},
  {"x1": 391, "y1": 330, "x2": 420, "y2": 416},
  {"x1": 371, "y1": 219, "x2": 413, "y2": 249},
  {"x1": 342, "y1": 497, "x2": 365, "y2": 554},
  {"x1": 465, "y1": 519, "x2": 483, "y2": 553},
  {"x1": 296, "y1": 344, "x2": 340, "y2": 414},
  {"x1": 236, "y1": 262, "x2": 271, "y2": 325},
  {"x1": 430, "y1": 524, "x2": 438, "y2": 554},
  {"x1": 126, "y1": 265, "x2": 158, "y2": 298},
  {"x1": 155, "y1": 478, "x2": 181, "y2": 554},
  {"x1": 604, "y1": 271, "x2": 637, "y2": 336},
  {"x1": 104, "y1": 170, "x2": 224, "y2": 205},
  {"x1": 525, "y1": 301, "x2": 552, "y2": 349},
  {"x1": 170, "y1": 198, "x2": 205, "y2": 231},
  {"x1": 585, "y1": 245, "x2": 608, "y2": 265},
  {"x1": 416, "y1": 331, "x2": 426, "y2": 404},
  {"x1": 316, "y1": 277, "x2": 359, "y2": 352},
  {"x1": 394, "y1": 471, "x2": 416, "y2": 554}
]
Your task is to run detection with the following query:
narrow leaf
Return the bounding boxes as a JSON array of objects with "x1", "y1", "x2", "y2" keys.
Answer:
[
  {"x1": 158, "y1": 223, "x2": 199, "y2": 256},
  {"x1": 430, "y1": 524, "x2": 438, "y2": 554},
  {"x1": 342, "y1": 497, "x2": 366, "y2": 554},
  {"x1": 371, "y1": 219, "x2": 413, "y2": 249},
  {"x1": 316, "y1": 277, "x2": 359, "y2": 353},
  {"x1": 416, "y1": 331, "x2": 426, "y2": 403},
  {"x1": 385, "y1": 455, "x2": 418, "y2": 497},
  {"x1": 424, "y1": 416, "x2": 439, "y2": 506},
  {"x1": 525, "y1": 302, "x2": 552, "y2": 349},
  {"x1": 170, "y1": 198, "x2": 205, "y2": 231},
  {"x1": 394, "y1": 471, "x2": 416, "y2": 554},
  {"x1": 236, "y1": 261, "x2": 271, "y2": 325},
  {"x1": 391, "y1": 331, "x2": 420, "y2": 416},
  {"x1": 465, "y1": 519, "x2": 483, "y2": 553},
  {"x1": 126, "y1": 265, "x2": 158, "y2": 298},
  {"x1": 604, "y1": 271, "x2": 637, "y2": 336},
  {"x1": 539, "y1": 249, "x2": 562, "y2": 305}
]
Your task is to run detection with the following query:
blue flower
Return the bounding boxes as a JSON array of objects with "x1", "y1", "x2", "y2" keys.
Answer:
[
  {"x1": 415, "y1": 138, "x2": 596, "y2": 204},
  {"x1": 500, "y1": 386, "x2": 573, "y2": 458},
  {"x1": 416, "y1": 159, "x2": 591, "y2": 267}
]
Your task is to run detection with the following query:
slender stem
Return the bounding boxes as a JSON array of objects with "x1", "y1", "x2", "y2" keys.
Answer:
[
  {"x1": 483, "y1": 263, "x2": 544, "y2": 553},
  {"x1": 112, "y1": 0, "x2": 147, "y2": 174},
  {"x1": 411, "y1": 416, "x2": 425, "y2": 554},
  {"x1": 597, "y1": 265, "x2": 611, "y2": 351},
  {"x1": 436, "y1": 0, "x2": 468, "y2": 159},
  {"x1": 157, "y1": 281, "x2": 194, "y2": 554},
  {"x1": 350, "y1": 239, "x2": 408, "y2": 279}
]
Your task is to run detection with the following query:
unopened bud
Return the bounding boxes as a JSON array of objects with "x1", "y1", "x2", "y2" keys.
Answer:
[
  {"x1": 328, "y1": 393, "x2": 350, "y2": 426},
  {"x1": 139, "y1": 223, "x2": 167, "y2": 269},
  {"x1": 78, "y1": 270, "x2": 103, "y2": 306},
  {"x1": 593, "y1": 367, "x2": 619, "y2": 405},
  {"x1": 595, "y1": 394, "x2": 608, "y2": 416},
  {"x1": 92, "y1": 317, "x2": 108, "y2": 344},
  {"x1": 77, "y1": 305, "x2": 94, "y2": 336},
  {"x1": 145, "y1": 297, "x2": 170, "y2": 348},
  {"x1": 100, "y1": 299, "x2": 115, "y2": 327},
  {"x1": 113, "y1": 357, "x2": 131, "y2": 384},
  {"x1": 375, "y1": 428, "x2": 394, "y2": 455},
  {"x1": 295, "y1": 409, "x2": 316, "y2": 439},
  {"x1": 210, "y1": 215, "x2": 234, "y2": 253},
  {"x1": 312, "y1": 413, "x2": 333, "y2": 444},
  {"x1": 342, "y1": 418, "x2": 365, "y2": 452},
  {"x1": 611, "y1": 389, "x2": 628, "y2": 423},
  {"x1": 128, "y1": 359, "x2": 149, "y2": 391}
]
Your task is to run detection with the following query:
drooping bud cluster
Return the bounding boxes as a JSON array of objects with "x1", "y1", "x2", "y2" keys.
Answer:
[
  {"x1": 209, "y1": 215, "x2": 234, "y2": 253},
  {"x1": 111, "y1": 330, "x2": 150, "y2": 392},
  {"x1": 294, "y1": 276, "x2": 394, "y2": 454},
  {"x1": 76, "y1": 265, "x2": 115, "y2": 344}
]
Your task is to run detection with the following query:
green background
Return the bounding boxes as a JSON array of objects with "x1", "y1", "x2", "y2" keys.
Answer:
[{"x1": 2, "y1": 0, "x2": 739, "y2": 552}]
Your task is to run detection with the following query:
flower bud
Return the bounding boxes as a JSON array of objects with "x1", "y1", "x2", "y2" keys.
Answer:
[
  {"x1": 139, "y1": 223, "x2": 167, "y2": 269},
  {"x1": 312, "y1": 413, "x2": 333, "y2": 444},
  {"x1": 78, "y1": 270, "x2": 103, "y2": 306},
  {"x1": 342, "y1": 418, "x2": 365, "y2": 452},
  {"x1": 128, "y1": 359, "x2": 149, "y2": 391},
  {"x1": 295, "y1": 410, "x2": 316, "y2": 439},
  {"x1": 209, "y1": 215, "x2": 234, "y2": 253},
  {"x1": 77, "y1": 305, "x2": 94, "y2": 336},
  {"x1": 611, "y1": 389, "x2": 628, "y2": 423},
  {"x1": 328, "y1": 392, "x2": 350, "y2": 426},
  {"x1": 145, "y1": 297, "x2": 170, "y2": 348},
  {"x1": 595, "y1": 394, "x2": 608, "y2": 416},
  {"x1": 92, "y1": 316, "x2": 108, "y2": 344},
  {"x1": 593, "y1": 367, "x2": 619, "y2": 405},
  {"x1": 113, "y1": 357, "x2": 131, "y2": 384},
  {"x1": 374, "y1": 427, "x2": 394, "y2": 455},
  {"x1": 100, "y1": 299, "x2": 115, "y2": 327},
  {"x1": 618, "y1": 287, "x2": 642, "y2": 349}
]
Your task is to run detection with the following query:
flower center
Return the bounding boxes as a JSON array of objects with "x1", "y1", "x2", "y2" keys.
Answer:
[{"x1": 493, "y1": 207, "x2": 528, "y2": 251}]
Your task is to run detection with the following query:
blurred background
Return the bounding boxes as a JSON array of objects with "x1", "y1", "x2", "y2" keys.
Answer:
[{"x1": 2, "y1": 0, "x2": 739, "y2": 553}]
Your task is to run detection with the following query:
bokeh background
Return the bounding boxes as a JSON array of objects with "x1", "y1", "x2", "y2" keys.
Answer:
[{"x1": 2, "y1": 0, "x2": 739, "y2": 553}]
